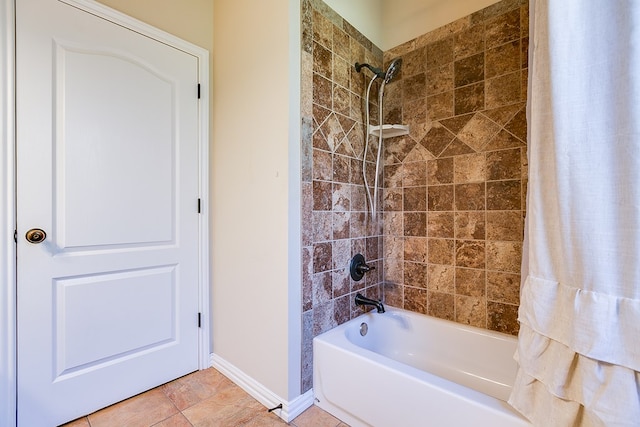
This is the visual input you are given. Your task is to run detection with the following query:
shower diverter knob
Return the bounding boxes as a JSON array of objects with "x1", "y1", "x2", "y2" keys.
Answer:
[{"x1": 350, "y1": 253, "x2": 375, "y2": 281}]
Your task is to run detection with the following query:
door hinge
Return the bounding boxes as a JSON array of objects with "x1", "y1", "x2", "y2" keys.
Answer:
[
  {"x1": 14, "y1": 229, "x2": 17, "y2": 243},
  {"x1": 197, "y1": 198, "x2": 201, "y2": 213},
  {"x1": 198, "y1": 312, "x2": 202, "y2": 328},
  {"x1": 197, "y1": 83, "x2": 201, "y2": 99}
]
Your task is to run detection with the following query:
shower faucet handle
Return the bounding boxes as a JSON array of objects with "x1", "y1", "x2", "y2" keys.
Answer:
[
  {"x1": 356, "y1": 263, "x2": 375, "y2": 274},
  {"x1": 350, "y1": 253, "x2": 374, "y2": 281}
]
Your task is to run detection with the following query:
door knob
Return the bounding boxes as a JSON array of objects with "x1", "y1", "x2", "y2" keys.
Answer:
[{"x1": 25, "y1": 228, "x2": 47, "y2": 244}]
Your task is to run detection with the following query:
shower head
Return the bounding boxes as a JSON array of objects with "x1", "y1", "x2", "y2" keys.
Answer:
[
  {"x1": 354, "y1": 62, "x2": 385, "y2": 79},
  {"x1": 383, "y1": 58, "x2": 402, "y2": 84}
]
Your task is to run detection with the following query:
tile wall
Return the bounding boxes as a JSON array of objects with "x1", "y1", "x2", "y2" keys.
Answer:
[
  {"x1": 381, "y1": 0, "x2": 528, "y2": 334},
  {"x1": 300, "y1": 0, "x2": 529, "y2": 392},
  {"x1": 300, "y1": 0, "x2": 386, "y2": 392}
]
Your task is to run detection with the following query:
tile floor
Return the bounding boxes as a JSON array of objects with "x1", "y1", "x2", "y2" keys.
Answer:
[{"x1": 61, "y1": 368, "x2": 349, "y2": 427}]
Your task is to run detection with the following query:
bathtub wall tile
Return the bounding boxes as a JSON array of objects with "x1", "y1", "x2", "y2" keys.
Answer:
[
  {"x1": 302, "y1": 0, "x2": 527, "y2": 393},
  {"x1": 427, "y1": 157, "x2": 454, "y2": 185},
  {"x1": 404, "y1": 236, "x2": 428, "y2": 263},
  {"x1": 404, "y1": 287, "x2": 428, "y2": 314},
  {"x1": 455, "y1": 240, "x2": 486, "y2": 269},
  {"x1": 301, "y1": 0, "x2": 385, "y2": 393},
  {"x1": 383, "y1": 282, "x2": 404, "y2": 307},
  {"x1": 428, "y1": 238, "x2": 454, "y2": 265},
  {"x1": 404, "y1": 262, "x2": 429, "y2": 288},
  {"x1": 312, "y1": 272, "x2": 332, "y2": 307},
  {"x1": 428, "y1": 264, "x2": 455, "y2": 293},
  {"x1": 404, "y1": 212, "x2": 427, "y2": 236},
  {"x1": 487, "y1": 301, "x2": 519, "y2": 334},
  {"x1": 428, "y1": 292, "x2": 455, "y2": 321},
  {"x1": 313, "y1": 242, "x2": 332, "y2": 273},
  {"x1": 455, "y1": 295, "x2": 487, "y2": 328},
  {"x1": 455, "y1": 267, "x2": 485, "y2": 297},
  {"x1": 486, "y1": 210, "x2": 524, "y2": 241},
  {"x1": 332, "y1": 268, "x2": 350, "y2": 298},
  {"x1": 486, "y1": 148, "x2": 522, "y2": 181},
  {"x1": 455, "y1": 212, "x2": 486, "y2": 240},
  {"x1": 334, "y1": 294, "x2": 351, "y2": 326},
  {"x1": 313, "y1": 300, "x2": 337, "y2": 337},
  {"x1": 487, "y1": 271, "x2": 520, "y2": 305},
  {"x1": 301, "y1": 310, "x2": 314, "y2": 392},
  {"x1": 427, "y1": 212, "x2": 454, "y2": 238},
  {"x1": 381, "y1": 0, "x2": 528, "y2": 336}
]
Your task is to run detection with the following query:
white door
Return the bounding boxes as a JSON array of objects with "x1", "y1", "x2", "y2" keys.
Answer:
[{"x1": 16, "y1": 0, "x2": 202, "y2": 425}]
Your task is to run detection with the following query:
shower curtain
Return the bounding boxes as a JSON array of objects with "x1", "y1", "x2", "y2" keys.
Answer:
[{"x1": 509, "y1": 1, "x2": 640, "y2": 426}]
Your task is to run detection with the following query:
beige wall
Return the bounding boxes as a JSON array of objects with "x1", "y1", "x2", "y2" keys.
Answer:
[
  {"x1": 96, "y1": 0, "x2": 213, "y2": 51},
  {"x1": 322, "y1": 0, "x2": 383, "y2": 48},
  {"x1": 323, "y1": 0, "x2": 503, "y2": 51},
  {"x1": 212, "y1": 0, "x2": 297, "y2": 400},
  {"x1": 382, "y1": 0, "x2": 501, "y2": 49}
]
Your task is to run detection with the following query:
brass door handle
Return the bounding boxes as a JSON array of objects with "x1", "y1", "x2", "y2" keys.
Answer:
[{"x1": 26, "y1": 228, "x2": 47, "y2": 244}]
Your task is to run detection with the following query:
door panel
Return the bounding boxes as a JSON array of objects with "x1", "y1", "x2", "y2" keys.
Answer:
[
  {"x1": 53, "y1": 265, "x2": 177, "y2": 376},
  {"x1": 56, "y1": 42, "x2": 175, "y2": 248},
  {"x1": 16, "y1": 0, "x2": 201, "y2": 425}
]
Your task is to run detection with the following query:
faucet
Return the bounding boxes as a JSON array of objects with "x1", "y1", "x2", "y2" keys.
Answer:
[
  {"x1": 355, "y1": 293, "x2": 385, "y2": 313},
  {"x1": 350, "y1": 253, "x2": 376, "y2": 281}
]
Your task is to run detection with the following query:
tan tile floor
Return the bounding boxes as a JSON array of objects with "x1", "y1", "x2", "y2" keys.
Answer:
[{"x1": 61, "y1": 368, "x2": 349, "y2": 427}]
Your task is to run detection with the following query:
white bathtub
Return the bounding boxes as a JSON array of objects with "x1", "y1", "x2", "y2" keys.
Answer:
[{"x1": 313, "y1": 307, "x2": 531, "y2": 427}]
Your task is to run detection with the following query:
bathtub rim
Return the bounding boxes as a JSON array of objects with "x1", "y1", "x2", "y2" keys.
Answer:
[{"x1": 328, "y1": 305, "x2": 519, "y2": 344}]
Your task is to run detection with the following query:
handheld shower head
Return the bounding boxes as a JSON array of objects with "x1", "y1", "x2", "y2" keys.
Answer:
[
  {"x1": 358, "y1": 57, "x2": 404, "y2": 221},
  {"x1": 383, "y1": 58, "x2": 402, "y2": 84}
]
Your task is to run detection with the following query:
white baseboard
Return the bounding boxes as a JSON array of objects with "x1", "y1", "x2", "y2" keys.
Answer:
[{"x1": 209, "y1": 353, "x2": 314, "y2": 422}]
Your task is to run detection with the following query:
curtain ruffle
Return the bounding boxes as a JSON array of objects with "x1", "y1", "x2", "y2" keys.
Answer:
[
  {"x1": 519, "y1": 275, "x2": 640, "y2": 372},
  {"x1": 509, "y1": 323, "x2": 640, "y2": 427},
  {"x1": 511, "y1": 276, "x2": 640, "y2": 426}
]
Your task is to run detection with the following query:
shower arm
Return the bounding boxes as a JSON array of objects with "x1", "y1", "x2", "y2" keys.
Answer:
[{"x1": 355, "y1": 62, "x2": 385, "y2": 79}]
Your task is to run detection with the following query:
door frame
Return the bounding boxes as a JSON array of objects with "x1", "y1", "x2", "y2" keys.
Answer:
[{"x1": 0, "y1": 1, "x2": 210, "y2": 425}]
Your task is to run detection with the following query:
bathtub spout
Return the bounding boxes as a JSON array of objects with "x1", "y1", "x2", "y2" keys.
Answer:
[{"x1": 355, "y1": 293, "x2": 385, "y2": 313}]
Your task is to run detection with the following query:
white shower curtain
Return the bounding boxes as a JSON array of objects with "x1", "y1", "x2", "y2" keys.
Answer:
[{"x1": 509, "y1": 1, "x2": 640, "y2": 426}]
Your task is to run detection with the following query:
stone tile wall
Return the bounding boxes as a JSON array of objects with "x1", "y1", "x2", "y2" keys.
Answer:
[
  {"x1": 300, "y1": 0, "x2": 385, "y2": 392},
  {"x1": 381, "y1": 0, "x2": 528, "y2": 335},
  {"x1": 300, "y1": 0, "x2": 529, "y2": 393}
]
